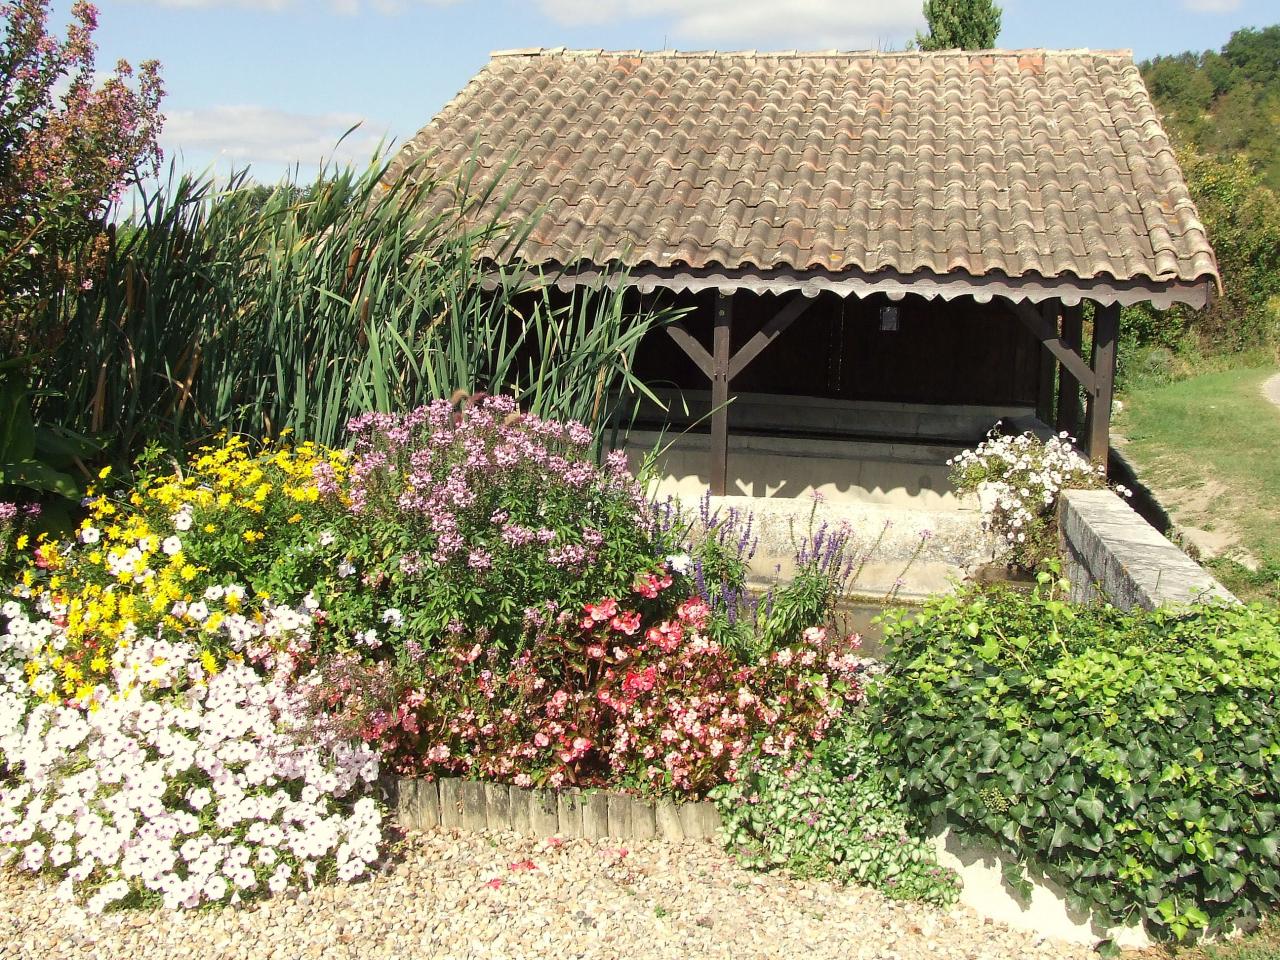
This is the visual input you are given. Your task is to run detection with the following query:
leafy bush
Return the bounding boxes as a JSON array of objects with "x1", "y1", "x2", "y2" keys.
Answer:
[
  {"x1": 1, "y1": 0, "x2": 163, "y2": 349},
  {"x1": 873, "y1": 581, "x2": 1280, "y2": 941},
  {"x1": 311, "y1": 581, "x2": 869, "y2": 796},
  {"x1": 677, "y1": 493, "x2": 908, "y2": 663},
  {"x1": 319, "y1": 395, "x2": 677, "y2": 656},
  {"x1": 9, "y1": 433, "x2": 345, "y2": 697},
  {"x1": 0, "y1": 498, "x2": 41, "y2": 582},
  {"x1": 949, "y1": 428, "x2": 1125, "y2": 570},
  {"x1": 712, "y1": 713, "x2": 959, "y2": 907}
]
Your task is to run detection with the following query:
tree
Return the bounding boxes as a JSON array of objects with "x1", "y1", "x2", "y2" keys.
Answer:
[
  {"x1": 0, "y1": 0, "x2": 163, "y2": 356},
  {"x1": 915, "y1": 0, "x2": 1002, "y2": 52},
  {"x1": 1221, "y1": 25, "x2": 1280, "y2": 90}
]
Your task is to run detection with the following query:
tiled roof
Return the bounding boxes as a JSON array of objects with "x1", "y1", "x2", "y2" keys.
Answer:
[{"x1": 391, "y1": 48, "x2": 1219, "y2": 292}]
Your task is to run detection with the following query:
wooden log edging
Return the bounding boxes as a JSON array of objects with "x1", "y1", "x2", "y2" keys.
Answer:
[{"x1": 383, "y1": 777, "x2": 722, "y2": 841}]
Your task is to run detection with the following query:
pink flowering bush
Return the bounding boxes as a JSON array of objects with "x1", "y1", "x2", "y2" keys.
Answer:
[
  {"x1": 304, "y1": 575, "x2": 869, "y2": 797},
  {"x1": 316, "y1": 395, "x2": 679, "y2": 658},
  {"x1": 2, "y1": 0, "x2": 164, "y2": 351}
]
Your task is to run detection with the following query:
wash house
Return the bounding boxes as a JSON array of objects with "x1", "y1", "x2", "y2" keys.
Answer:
[{"x1": 391, "y1": 48, "x2": 1219, "y2": 504}]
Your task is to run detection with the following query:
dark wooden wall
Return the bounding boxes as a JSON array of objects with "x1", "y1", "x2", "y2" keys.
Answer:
[{"x1": 632, "y1": 289, "x2": 1042, "y2": 407}]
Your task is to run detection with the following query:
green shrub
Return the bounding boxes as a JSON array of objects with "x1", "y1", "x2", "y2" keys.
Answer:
[
  {"x1": 711, "y1": 715, "x2": 960, "y2": 907},
  {"x1": 873, "y1": 580, "x2": 1280, "y2": 941}
]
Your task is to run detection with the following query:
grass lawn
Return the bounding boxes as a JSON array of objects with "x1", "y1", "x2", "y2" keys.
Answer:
[
  {"x1": 1114, "y1": 365, "x2": 1280, "y2": 602},
  {"x1": 1137, "y1": 920, "x2": 1280, "y2": 960}
]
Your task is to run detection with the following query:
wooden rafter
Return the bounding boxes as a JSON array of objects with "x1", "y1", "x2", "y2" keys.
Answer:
[
  {"x1": 728, "y1": 294, "x2": 814, "y2": 380},
  {"x1": 664, "y1": 322, "x2": 713, "y2": 378},
  {"x1": 1011, "y1": 301, "x2": 1097, "y2": 395},
  {"x1": 661, "y1": 292, "x2": 814, "y2": 496}
]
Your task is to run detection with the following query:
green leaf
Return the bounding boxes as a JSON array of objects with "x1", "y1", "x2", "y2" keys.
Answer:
[{"x1": 1076, "y1": 794, "x2": 1106, "y2": 824}]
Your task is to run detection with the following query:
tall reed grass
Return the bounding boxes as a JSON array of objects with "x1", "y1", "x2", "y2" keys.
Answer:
[{"x1": 36, "y1": 154, "x2": 671, "y2": 459}]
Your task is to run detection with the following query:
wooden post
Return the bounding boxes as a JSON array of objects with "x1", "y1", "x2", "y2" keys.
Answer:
[
  {"x1": 710, "y1": 293, "x2": 732, "y2": 496},
  {"x1": 1035, "y1": 302, "x2": 1059, "y2": 425},
  {"x1": 1056, "y1": 303, "x2": 1084, "y2": 440},
  {"x1": 665, "y1": 292, "x2": 811, "y2": 498},
  {"x1": 1086, "y1": 302, "x2": 1119, "y2": 468}
]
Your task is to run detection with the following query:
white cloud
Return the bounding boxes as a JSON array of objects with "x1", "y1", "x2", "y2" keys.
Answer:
[
  {"x1": 125, "y1": 0, "x2": 458, "y2": 13},
  {"x1": 535, "y1": 0, "x2": 924, "y2": 49},
  {"x1": 162, "y1": 105, "x2": 392, "y2": 171},
  {"x1": 1181, "y1": 0, "x2": 1241, "y2": 10}
]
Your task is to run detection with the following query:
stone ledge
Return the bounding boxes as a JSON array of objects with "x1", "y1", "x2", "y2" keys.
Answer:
[
  {"x1": 385, "y1": 777, "x2": 721, "y2": 841},
  {"x1": 1059, "y1": 489, "x2": 1235, "y2": 610},
  {"x1": 930, "y1": 822, "x2": 1151, "y2": 949}
]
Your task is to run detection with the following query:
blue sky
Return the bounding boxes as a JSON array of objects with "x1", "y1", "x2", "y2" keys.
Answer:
[{"x1": 81, "y1": 0, "x2": 1277, "y2": 182}]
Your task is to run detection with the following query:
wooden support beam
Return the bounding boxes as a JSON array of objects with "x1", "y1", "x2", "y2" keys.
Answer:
[
  {"x1": 728, "y1": 293, "x2": 813, "y2": 380},
  {"x1": 664, "y1": 322, "x2": 713, "y2": 379},
  {"x1": 1086, "y1": 302, "x2": 1120, "y2": 468},
  {"x1": 1035, "y1": 302, "x2": 1059, "y2": 425},
  {"x1": 1057, "y1": 303, "x2": 1084, "y2": 439},
  {"x1": 1011, "y1": 301, "x2": 1096, "y2": 396},
  {"x1": 709, "y1": 293, "x2": 732, "y2": 496}
]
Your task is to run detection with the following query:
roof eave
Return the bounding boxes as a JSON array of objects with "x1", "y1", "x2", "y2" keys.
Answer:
[{"x1": 506, "y1": 263, "x2": 1216, "y2": 310}]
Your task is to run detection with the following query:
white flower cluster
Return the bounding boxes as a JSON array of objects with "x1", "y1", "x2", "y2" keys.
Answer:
[
  {"x1": 0, "y1": 606, "x2": 383, "y2": 912},
  {"x1": 949, "y1": 430, "x2": 1115, "y2": 557}
]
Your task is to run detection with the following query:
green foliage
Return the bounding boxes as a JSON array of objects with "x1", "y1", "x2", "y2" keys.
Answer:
[
  {"x1": 1141, "y1": 26, "x2": 1280, "y2": 191},
  {"x1": 0, "y1": 357, "x2": 99, "y2": 498},
  {"x1": 1122, "y1": 151, "x2": 1280, "y2": 355},
  {"x1": 873, "y1": 582, "x2": 1280, "y2": 941},
  {"x1": 711, "y1": 715, "x2": 960, "y2": 906},
  {"x1": 1135, "y1": 24, "x2": 1280, "y2": 356},
  {"x1": 1182, "y1": 152, "x2": 1280, "y2": 351},
  {"x1": 34, "y1": 159, "x2": 673, "y2": 463},
  {"x1": 1206, "y1": 557, "x2": 1280, "y2": 607},
  {"x1": 915, "y1": 0, "x2": 1002, "y2": 51}
]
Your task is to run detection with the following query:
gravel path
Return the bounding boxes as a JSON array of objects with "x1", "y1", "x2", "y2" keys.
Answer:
[{"x1": 0, "y1": 828, "x2": 1095, "y2": 960}]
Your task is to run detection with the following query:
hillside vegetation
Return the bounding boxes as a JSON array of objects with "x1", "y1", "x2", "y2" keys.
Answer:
[{"x1": 1128, "y1": 26, "x2": 1280, "y2": 357}]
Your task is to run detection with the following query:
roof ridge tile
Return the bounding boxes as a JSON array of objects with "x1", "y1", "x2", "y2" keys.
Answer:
[{"x1": 488, "y1": 47, "x2": 1137, "y2": 60}]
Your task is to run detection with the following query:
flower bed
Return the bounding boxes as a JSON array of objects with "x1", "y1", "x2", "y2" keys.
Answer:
[{"x1": 0, "y1": 395, "x2": 944, "y2": 912}]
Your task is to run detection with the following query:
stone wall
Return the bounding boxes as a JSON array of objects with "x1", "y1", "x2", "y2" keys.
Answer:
[
  {"x1": 388, "y1": 777, "x2": 721, "y2": 841},
  {"x1": 1059, "y1": 488, "x2": 1236, "y2": 610}
]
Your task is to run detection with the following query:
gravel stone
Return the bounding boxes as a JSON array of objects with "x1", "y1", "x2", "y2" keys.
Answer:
[{"x1": 0, "y1": 829, "x2": 1099, "y2": 959}]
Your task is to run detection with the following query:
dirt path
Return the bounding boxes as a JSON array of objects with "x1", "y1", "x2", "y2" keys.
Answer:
[{"x1": 1264, "y1": 372, "x2": 1280, "y2": 411}]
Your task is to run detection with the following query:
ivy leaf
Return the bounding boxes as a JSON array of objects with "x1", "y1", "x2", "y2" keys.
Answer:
[
  {"x1": 1049, "y1": 820, "x2": 1071, "y2": 851},
  {"x1": 1076, "y1": 794, "x2": 1106, "y2": 824}
]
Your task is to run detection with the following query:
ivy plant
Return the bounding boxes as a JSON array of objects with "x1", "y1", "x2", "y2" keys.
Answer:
[
  {"x1": 872, "y1": 578, "x2": 1280, "y2": 941},
  {"x1": 710, "y1": 716, "x2": 960, "y2": 907}
]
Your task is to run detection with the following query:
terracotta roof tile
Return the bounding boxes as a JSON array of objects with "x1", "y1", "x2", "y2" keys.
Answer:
[{"x1": 391, "y1": 48, "x2": 1219, "y2": 289}]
